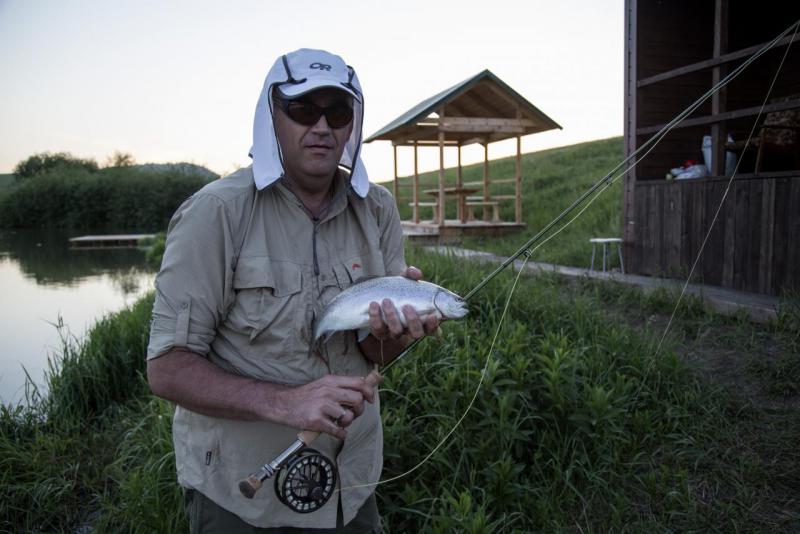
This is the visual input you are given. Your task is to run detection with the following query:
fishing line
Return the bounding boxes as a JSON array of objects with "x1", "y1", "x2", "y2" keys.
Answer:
[
  {"x1": 383, "y1": 18, "x2": 800, "y2": 374},
  {"x1": 343, "y1": 19, "x2": 799, "y2": 495}
]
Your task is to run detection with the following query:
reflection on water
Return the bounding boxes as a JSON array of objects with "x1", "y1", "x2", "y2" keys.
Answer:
[{"x1": 0, "y1": 229, "x2": 156, "y2": 404}]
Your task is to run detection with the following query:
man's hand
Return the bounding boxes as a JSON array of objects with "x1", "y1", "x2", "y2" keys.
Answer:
[
  {"x1": 148, "y1": 350, "x2": 381, "y2": 439},
  {"x1": 275, "y1": 374, "x2": 381, "y2": 440},
  {"x1": 367, "y1": 266, "x2": 440, "y2": 341}
]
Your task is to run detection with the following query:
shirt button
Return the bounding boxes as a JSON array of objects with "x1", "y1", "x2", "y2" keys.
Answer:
[{"x1": 181, "y1": 302, "x2": 189, "y2": 309}]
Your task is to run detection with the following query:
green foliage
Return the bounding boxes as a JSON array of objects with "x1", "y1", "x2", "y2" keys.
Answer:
[
  {"x1": 13, "y1": 151, "x2": 99, "y2": 182},
  {"x1": 0, "y1": 165, "x2": 211, "y2": 231},
  {"x1": 1, "y1": 246, "x2": 797, "y2": 532}
]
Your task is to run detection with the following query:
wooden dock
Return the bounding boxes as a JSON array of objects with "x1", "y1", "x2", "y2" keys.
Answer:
[{"x1": 69, "y1": 234, "x2": 156, "y2": 249}]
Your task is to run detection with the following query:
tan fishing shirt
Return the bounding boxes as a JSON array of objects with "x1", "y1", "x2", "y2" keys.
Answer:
[{"x1": 147, "y1": 166, "x2": 406, "y2": 529}]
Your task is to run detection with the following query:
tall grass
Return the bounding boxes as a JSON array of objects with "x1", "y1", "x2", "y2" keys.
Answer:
[
  {"x1": 1, "y1": 245, "x2": 796, "y2": 532},
  {"x1": 0, "y1": 166, "x2": 213, "y2": 230}
]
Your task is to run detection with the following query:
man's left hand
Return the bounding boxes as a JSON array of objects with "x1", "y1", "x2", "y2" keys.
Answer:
[{"x1": 367, "y1": 266, "x2": 440, "y2": 341}]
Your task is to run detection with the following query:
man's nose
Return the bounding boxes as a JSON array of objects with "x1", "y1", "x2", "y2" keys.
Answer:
[{"x1": 310, "y1": 114, "x2": 332, "y2": 133}]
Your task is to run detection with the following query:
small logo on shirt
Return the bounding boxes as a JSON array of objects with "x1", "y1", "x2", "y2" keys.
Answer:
[{"x1": 352, "y1": 263, "x2": 361, "y2": 270}]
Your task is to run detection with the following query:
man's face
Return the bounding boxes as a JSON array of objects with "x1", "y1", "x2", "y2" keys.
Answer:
[{"x1": 272, "y1": 88, "x2": 354, "y2": 190}]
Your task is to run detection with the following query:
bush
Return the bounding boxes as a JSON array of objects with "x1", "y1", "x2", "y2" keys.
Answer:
[{"x1": 0, "y1": 166, "x2": 213, "y2": 231}]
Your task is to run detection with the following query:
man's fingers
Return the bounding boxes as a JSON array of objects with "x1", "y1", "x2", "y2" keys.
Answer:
[
  {"x1": 368, "y1": 301, "x2": 389, "y2": 339},
  {"x1": 381, "y1": 299, "x2": 405, "y2": 338},
  {"x1": 402, "y1": 305, "x2": 425, "y2": 339},
  {"x1": 403, "y1": 265, "x2": 422, "y2": 280},
  {"x1": 423, "y1": 314, "x2": 440, "y2": 335}
]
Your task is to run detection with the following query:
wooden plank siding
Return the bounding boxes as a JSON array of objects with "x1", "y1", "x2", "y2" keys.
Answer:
[
  {"x1": 629, "y1": 176, "x2": 800, "y2": 295},
  {"x1": 624, "y1": 0, "x2": 800, "y2": 297}
]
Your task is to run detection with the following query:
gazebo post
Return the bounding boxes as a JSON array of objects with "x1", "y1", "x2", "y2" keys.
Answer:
[
  {"x1": 515, "y1": 135, "x2": 522, "y2": 223},
  {"x1": 457, "y1": 143, "x2": 465, "y2": 223},
  {"x1": 413, "y1": 141, "x2": 419, "y2": 223},
  {"x1": 392, "y1": 145, "x2": 398, "y2": 200},
  {"x1": 482, "y1": 141, "x2": 490, "y2": 221},
  {"x1": 438, "y1": 131, "x2": 446, "y2": 225}
]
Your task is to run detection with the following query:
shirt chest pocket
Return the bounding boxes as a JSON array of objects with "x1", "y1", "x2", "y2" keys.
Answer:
[{"x1": 228, "y1": 257, "x2": 302, "y2": 353}]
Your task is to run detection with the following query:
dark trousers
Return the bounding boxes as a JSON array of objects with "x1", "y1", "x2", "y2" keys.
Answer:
[{"x1": 184, "y1": 489, "x2": 381, "y2": 534}]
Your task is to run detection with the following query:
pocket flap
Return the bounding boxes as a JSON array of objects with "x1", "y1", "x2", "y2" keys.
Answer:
[{"x1": 233, "y1": 257, "x2": 301, "y2": 297}]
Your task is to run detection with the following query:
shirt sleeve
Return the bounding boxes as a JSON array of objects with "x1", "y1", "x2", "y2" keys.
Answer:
[
  {"x1": 377, "y1": 188, "x2": 407, "y2": 276},
  {"x1": 147, "y1": 193, "x2": 237, "y2": 360}
]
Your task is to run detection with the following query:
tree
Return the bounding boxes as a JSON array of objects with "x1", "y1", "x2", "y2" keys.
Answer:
[
  {"x1": 105, "y1": 151, "x2": 136, "y2": 168},
  {"x1": 13, "y1": 152, "x2": 99, "y2": 182}
]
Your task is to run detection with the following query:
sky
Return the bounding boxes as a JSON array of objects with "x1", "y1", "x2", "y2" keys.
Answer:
[{"x1": 0, "y1": 0, "x2": 624, "y2": 182}]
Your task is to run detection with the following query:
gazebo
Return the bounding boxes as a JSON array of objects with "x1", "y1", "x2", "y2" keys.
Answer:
[{"x1": 364, "y1": 69, "x2": 560, "y2": 238}]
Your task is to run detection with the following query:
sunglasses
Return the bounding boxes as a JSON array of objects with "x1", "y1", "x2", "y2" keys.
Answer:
[{"x1": 273, "y1": 96, "x2": 354, "y2": 129}]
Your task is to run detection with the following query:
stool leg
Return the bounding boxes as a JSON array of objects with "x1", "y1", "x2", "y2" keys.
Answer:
[
  {"x1": 617, "y1": 243, "x2": 624, "y2": 274},
  {"x1": 602, "y1": 244, "x2": 607, "y2": 272},
  {"x1": 590, "y1": 244, "x2": 596, "y2": 271}
]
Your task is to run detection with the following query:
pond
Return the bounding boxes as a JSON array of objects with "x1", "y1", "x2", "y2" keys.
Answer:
[{"x1": 0, "y1": 229, "x2": 156, "y2": 405}]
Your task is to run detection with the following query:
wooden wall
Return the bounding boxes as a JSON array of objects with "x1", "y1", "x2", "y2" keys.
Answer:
[{"x1": 631, "y1": 175, "x2": 800, "y2": 295}]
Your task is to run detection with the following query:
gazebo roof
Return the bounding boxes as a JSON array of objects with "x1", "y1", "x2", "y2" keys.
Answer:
[{"x1": 364, "y1": 69, "x2": 561, "y2": 146}]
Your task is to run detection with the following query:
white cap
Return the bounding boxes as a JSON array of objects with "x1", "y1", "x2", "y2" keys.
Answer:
[{"x1": 250, "y1": 49, "x2": 370, "y2": 197}]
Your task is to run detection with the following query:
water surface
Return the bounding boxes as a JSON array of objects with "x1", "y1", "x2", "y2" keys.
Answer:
[{"x1": 0, "y1": 229, "x2": 155, "y2": 404}]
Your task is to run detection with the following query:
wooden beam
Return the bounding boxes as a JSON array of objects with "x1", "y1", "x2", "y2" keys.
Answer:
[
  {"x1": 392, "y1": 145, "x2": 398, "y2": 199},
  {"x1": 622, "y1": 0, "x2": 637, "y2": 271},
  {"x1": 636, "y1": 99, "x2": 800, "y2": 135},
  {"x1": 515, "y1": 134, "x2": 522, "y2": 224},
  {"x1": 710, "y1": 0, "x2": 728, "y2": 177},
  {"x1": 637, "y1": 32, "x2": 800, "y2": 88},
  {"x1": 438, "y1": 107, "x2": 446, "y2": 225},
  {"x1": 393, "y1": 139, "x2": 459, "y2": 146},
  {"x1": 439, "y1": 124, "x2": 525, "y2": 134},
  {"x1": 438, "y1": 131, "x2": 446, "y2": 225},
  {"x1": 413, "y1": 141, "x2": 419, "y2": 223},
  {"x1": 481, "y1": 80, "x2": 521, "y2": 110},
  {"x1": 483, "y1": 142, "x2": 489, "y2": 221},
  {"x1": 436, "y1": 117, "x2": 538, "y2": 127}
]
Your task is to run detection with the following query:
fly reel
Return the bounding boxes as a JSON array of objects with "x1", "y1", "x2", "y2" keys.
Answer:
[{"x1": 274, "y1": 448, "x2": 337, "y2": 513}]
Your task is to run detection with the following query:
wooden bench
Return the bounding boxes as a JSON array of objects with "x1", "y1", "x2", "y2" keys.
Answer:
[{"x1": 465, "y1": 200, "x2": 500, "y2": 222}]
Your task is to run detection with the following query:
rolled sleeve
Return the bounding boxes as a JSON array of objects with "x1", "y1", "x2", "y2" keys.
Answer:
[{"x1": 147, "y1": 193, "x2": 237, "y2": 360}]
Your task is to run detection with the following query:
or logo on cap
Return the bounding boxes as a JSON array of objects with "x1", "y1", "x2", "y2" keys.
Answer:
[{"x1": 310, "y1": 62, "x2": 332, "y2": 71}]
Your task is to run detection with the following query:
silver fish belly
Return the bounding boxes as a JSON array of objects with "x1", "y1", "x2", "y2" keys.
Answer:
[{"x1": 313, "y1": 276, "x2": 467, "y2": 342}]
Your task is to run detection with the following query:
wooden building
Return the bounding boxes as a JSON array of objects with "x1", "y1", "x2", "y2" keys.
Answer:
[
  {"x1": 624, "y1": 1, "x2": 800, "y2": 296},
  {"x1": 364, "y1": 70, "x2": 560, "y2": 239}
]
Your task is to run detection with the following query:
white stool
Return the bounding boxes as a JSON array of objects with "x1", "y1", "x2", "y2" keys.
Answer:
[{"x1": 590, "y1": 238, "x2": 624, "y2": 273}]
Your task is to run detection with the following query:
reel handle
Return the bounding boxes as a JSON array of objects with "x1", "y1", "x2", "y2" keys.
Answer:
[{"x1": 239, "y1": 370, "x2": 382, "y2": 499}]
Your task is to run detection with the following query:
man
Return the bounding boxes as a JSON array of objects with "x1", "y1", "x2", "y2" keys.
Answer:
[{"x1": 146, "y1": 48, "x2": 439, "y2": 533}]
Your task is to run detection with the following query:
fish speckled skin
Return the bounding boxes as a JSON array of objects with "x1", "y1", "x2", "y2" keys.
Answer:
[{"x1": 313, "y1": 276, "x2": 467, "y2": 342}]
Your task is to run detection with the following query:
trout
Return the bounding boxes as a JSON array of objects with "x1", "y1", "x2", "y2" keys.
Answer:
[{"x1": 313, "y1": 276, "x2": 467, "y2": 342}]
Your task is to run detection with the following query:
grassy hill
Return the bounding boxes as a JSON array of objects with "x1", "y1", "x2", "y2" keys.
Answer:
[
  {"x1": 394, "y1": 137, "x2": 624, "y2": 268},
  {"x1": 0, "y1": 174, "x2": 14, "y2": 188}
]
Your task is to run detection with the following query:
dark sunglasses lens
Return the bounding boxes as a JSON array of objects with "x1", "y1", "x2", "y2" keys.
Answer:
[
  {"x1": 286, "y1": 102, "x2": 322, "y2": 126},
  {"x1": 325, "y1": 104, "x2": 353, "y2": 128}
]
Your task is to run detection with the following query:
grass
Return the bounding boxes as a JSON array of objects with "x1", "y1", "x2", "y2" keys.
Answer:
[
  {"x1": 2, "y1": 243, "x2": 797, "y2": 532},
  {"x1": 395, "y1": 137, "x2": 624, "y2": 267}
]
